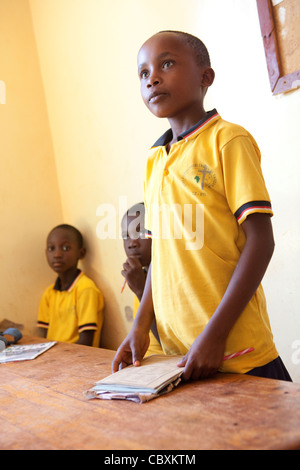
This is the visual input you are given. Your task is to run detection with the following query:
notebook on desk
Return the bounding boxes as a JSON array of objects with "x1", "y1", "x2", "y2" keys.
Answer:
[
  {"x1": 85, "y1": 354, "x2": 184, "y2": 403},
  {"x1": 85, "y1": 347, "x2": 254, "y2": 404}
]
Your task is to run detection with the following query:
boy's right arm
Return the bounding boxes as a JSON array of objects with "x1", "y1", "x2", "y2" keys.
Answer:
[
  {"x1": 38, "y1": 327, "x2": 47, "y2": 338},
  {"x1": 112, "y1": 263, "x2": 155, "y2": 372}
]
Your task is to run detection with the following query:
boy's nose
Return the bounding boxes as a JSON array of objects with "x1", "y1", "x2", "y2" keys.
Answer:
[
  {"x1": 147, "y1": 80, "x2": 159, "y2": 88},
  {"x1": 128, "y1": 238, "x2": 140, "y2": 248},
  {"x1": 147, "y1": 73, "x2": 160, "y2": 88}
]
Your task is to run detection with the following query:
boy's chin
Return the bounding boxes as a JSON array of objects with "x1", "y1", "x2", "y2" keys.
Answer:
[
  {"x1": 148, "y1": 108, "x2": 169, "y2": 119},
  {"x1": 144, "y1": 102, "x2": 170, "y2": 119},
  {"x1": 50, "y1": 264, "x2": 66, "y2": 275}
]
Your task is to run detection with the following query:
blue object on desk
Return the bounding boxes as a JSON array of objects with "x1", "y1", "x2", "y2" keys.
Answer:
[{"x1": 0, "y1": 328, "x2": 23, "y2": 351}]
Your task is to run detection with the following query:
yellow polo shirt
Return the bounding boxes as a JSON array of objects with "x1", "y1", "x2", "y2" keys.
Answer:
[
  {"x1": 144, "y1": 109, "x2": 278, "y2": 373},
  {"x1": 38, "y1": 271, "x2": 104, "y2": 347}
]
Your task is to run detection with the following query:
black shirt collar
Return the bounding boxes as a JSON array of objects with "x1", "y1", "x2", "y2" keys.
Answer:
[
  {"x1": 53, "y1": 269, "x2": 81, "y2": 291},
  {"x1": 151, "y1": 109, "x2": 218, "y2": 148}
]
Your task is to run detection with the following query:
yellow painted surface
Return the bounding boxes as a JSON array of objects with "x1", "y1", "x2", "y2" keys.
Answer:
[{"x1": 0, "y1": 0, "x2": 299, "y2": 380}]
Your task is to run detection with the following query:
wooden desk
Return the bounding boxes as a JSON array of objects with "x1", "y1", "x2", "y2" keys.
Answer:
[{"x1": 1, "y1": 337, "x2": 300, "y2": 450}]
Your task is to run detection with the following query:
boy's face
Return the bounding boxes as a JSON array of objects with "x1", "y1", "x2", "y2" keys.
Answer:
[
  {"x1": 46, "y1": 228, "x2": 85, "y2": 275},
  {"x1": 121, "y1": 215, "x2": 151, "y2": 268},
  {"x1": 137, "y1": 32, "x2": 212, "y2": 121}
]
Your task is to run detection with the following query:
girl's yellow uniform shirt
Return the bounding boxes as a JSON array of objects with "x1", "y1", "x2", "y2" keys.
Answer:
[
  {"x1": 144, "y1": 110, "x2": 278, "y2": 373},
  {"x1": 38, "y1": 271, "x2": 104, "y2": 347}
]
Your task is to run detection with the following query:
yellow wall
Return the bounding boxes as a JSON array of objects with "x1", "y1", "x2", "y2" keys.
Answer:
[
  {"x1": 1, "y1": 0, "x2": 299, "y2": 380},
  {"x1": 0, "y1": 0, "x2": 63, "y2": 333}
]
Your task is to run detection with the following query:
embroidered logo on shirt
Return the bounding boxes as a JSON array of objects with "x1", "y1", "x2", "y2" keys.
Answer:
[{"x1": 181, "y1": 164, "x2": 216, "y2": 195}]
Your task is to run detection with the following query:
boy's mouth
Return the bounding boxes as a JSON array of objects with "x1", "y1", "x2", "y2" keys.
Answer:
[
  {"x1": 148, "y1": 91, "x2": 167, "y2": 103},
  {"x1": 53, "y1": 262, "x2": 64, "y2": 268},
  {"x1": 128, "y1": 252, "x2": 142, "y2": 259}
]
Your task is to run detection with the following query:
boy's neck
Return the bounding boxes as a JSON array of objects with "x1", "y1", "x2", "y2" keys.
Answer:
[
  {"x1": 166, "y1": 107, "x2": 207, "y2": 152},
  {"x1": 57, "y1": 267, "x2": 81, "y2": 291}
]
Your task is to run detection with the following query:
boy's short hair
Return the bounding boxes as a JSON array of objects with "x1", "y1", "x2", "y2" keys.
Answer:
[
  {"x1": 121, "y1": 203, "x2": 145, "y2": 240},
  {"x1": 122, "y1": 202, "x2": 145, "y2": 222},
  {"x1": 127, "y1": 202, "x2": 145, "y2": 218},
  {"x1": 49, "y1": 224, "x2": 84, "y2": 248},
  {"x1": 158, "y1": 30, "x2": 211, "y2": 67}
]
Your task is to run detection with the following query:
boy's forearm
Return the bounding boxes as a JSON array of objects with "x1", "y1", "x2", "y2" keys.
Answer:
[
  {"x1": 205, "y1": 213, "x2": 275, "y2": 342},
  {"x1": 131, "y1": 279, "x2": 145, "y2": 302},
  {"x1": 112, "y1": 263, "x2": 154, "y2": 372},
  {"x1": 132, "y1": 262, "x2": 155, "y2": 333},
  {"x1": 77, "y1": 330, "x2": 94, "y2": 346},
  {"x1": 38, "y1": 327, "x2": 47, "y2": 338}
]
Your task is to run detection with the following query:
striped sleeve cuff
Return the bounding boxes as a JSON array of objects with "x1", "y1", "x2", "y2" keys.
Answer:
[
  {"x1": 234, "y1": 201, "x2": 273, "y2": 224},
  {"x1": 145, "y1": 229, "x2": 152, "y2": 239},
  {"x1": 78, "y1": 323, "x2": 98, "y2": 333},
  {"x1": 37, "y1": 321, "x2": 49, "y2": 329}
]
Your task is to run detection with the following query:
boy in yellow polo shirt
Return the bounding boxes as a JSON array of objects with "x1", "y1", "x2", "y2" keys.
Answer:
[
  {"x1": 112, "y1": 31, "x2": 292, "y2": 381},
  {"x1": 38, "y1": 224, "x2": 104, "y2": 347}
]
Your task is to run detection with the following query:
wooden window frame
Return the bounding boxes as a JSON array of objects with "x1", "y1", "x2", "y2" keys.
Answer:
[{"x1": 257, "y1": 0, "x2": 300, "y2": 94}]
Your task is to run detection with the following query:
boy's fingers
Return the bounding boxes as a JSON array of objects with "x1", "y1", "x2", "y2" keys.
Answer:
[
  {"x1": 111, "y1": 355, "x2": 121, "y2": 373},
  {"x1": 177, "y1": 355, "x2": 193, "y2": 381},
  {"x1": 132, "y1": 349, "x2": 143, "y2": 367},
  {"x1": 182, "y1": 365, "x2": 193, "y2": 382},
  {"x1": 111, "y1": 349, "x2": 131, "y2": 373},
  {"x1": 111, "y1": 343, "x2": 143, "y2": 373},
  {"x1": 176, "y1": 355, "x2": 187, "y2": 367}
]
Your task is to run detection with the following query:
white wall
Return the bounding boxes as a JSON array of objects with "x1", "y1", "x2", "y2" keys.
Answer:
[
  {"x1": 28, "y1": 0, "x2": 300, "y2": 381},
  {"x1": 196, "y1": 0, "x2": 300, "y2": 382}
]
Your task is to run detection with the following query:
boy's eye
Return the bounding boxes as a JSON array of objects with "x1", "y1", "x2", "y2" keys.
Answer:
[
  {"x1": 47, "y1": 246, "x2": 54, "y2": 252},
  {"x1": 122, "y1": 230, "x2": 146, "y2": 240},
  {"x1": 62, "y1": 245, "x2": 71, "y2": 251},
  {"x1": 139, "y1": 70, "x2": 149, "y2": 79},
  {"x1": 138, "y1": 229, "x2": 146, "y2": 239},
  {"x1": 162, "y1": 60, "x2": 174, "y2": 69}
]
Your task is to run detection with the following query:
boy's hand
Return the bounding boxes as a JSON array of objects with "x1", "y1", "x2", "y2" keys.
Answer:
[
  {"x1": 112, "y1": 329, "x2": 150, "y2": 373},
  {"x1": 121, "y1": 256, "x2": 146, "y2": 300},
  {"x1": 177, "y1": 331, "x2": 226, "y2": 381}
]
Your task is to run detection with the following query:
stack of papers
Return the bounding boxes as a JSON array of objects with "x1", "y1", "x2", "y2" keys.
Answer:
[
  {"x1": 85, "y1": 354, "x2": 184, "y2": 403},
  {"x1": 0, "y1": 342, "x2": 56, "y2": 363}
]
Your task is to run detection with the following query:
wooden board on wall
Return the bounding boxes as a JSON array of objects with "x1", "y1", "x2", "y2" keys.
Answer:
[
  {"x1": 257, "y1": 0, "x2": 300, "y2": 94},
  {"x1": 273, "y1": 0, "x2": 300, "y2": 76}
]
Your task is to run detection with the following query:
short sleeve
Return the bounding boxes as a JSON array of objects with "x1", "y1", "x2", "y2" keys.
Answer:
[
  {"x1": 221, "y1": 135, "x2": 273, "y2": 224},
  {"x1": 76, "y1": 287, "x2": 104, "y2": 334},
  {"x1": 143, "y1": 176, "x2": 152, "y2": 239},
  {"x1": 37, "y1": 287, "x2": 51, "y2": 329}
]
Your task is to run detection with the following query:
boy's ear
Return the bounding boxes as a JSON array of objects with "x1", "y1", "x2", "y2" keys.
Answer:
[
  {"x1": 79, "y1": 247, "x2": 86, "y2": 259},
  {"x1": 201, "y1": 67, "x2": 215, "y2": 88}
]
